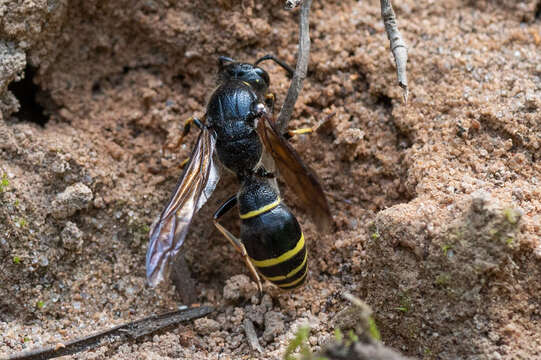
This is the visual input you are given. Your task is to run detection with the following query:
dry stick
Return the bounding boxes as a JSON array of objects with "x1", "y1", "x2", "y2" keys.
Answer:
[
  {"x1": 380, "y1": 0, "x2": 409, "y2": 103},
  {"x1": 276, "y1": 0, "x2": 312, "y2": 133},
  {"x1": 243, "y1": 318, "x2": 263, "y2": 354},
  {"x1": 284, "y1": 0, "x2": 302, "y2": 10},
  {"x1": 6, "y1": 306, "x2": 214, "y2": 360}
]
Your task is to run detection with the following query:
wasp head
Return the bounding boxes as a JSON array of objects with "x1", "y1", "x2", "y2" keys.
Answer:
[{"x1": 217, "y1": 56, "x2": 270, "y2": 95}]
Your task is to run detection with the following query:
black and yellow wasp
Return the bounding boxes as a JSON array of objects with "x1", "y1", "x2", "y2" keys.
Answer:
[{"x1": 146, "y1": 55, "x2": 332, "y2": 291}]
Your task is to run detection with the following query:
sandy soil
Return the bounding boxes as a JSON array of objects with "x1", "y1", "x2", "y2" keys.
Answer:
[{"x1": 1, "y1": 0, "x2": 540, "y2": 359}]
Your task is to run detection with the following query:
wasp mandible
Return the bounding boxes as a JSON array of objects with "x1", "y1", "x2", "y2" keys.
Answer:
[{"x1": 146, "y1": 55, "x2": 332, "y2": 291}]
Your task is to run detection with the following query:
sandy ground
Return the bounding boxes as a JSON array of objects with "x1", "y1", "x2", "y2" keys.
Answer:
[{"x1": 1, "y1": 0, "x2": 540, "y2": 359}]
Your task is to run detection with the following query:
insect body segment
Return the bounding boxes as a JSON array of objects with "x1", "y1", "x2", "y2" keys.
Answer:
[
  {"x1": 206, "y1": 81, "x2": 263, "y2": 176},
  {"x1": 237, "y1": 175, "x2": 307, "y2": 290}
]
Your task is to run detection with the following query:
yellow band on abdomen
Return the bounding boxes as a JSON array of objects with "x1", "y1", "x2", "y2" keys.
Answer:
[
  {"x1": 239, "y1": 197, "x2": 281, "y2": 220},
  {"x1": 250, "y1": 233, "x2": 304, "y2": 268},
  {"x1": 262, "y1": 250, "x2": 307, "y2": 282},
  {"x1": 278, "y1": 270, "x2": 307, "y2": 289}
]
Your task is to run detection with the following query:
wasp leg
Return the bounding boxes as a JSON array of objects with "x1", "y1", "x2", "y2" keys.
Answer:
[
  {"x1": 283, "y1": 127, "x2": 314, "y2": 140},
  {"x1": 213, "y1": 195, "x2": 263, "y2": 293},
  {"x1": 254, "y1": 54, "x2": 295, "y2": 78},
  {"x1": 282, "y1": 113, "x2": 335, "y2": 141},
  {"x1": 265, "y1": 93, "x2": 276, "y2": 114},
  {"x1": 161, "y1": 117, "x2": 205, "y2": 168},
  {"x1": 179, "y1": 157, "x2": 190, "y2": 168},
  {"x1": 166, "y1": 116, "x2": 204, "y2": 152}
]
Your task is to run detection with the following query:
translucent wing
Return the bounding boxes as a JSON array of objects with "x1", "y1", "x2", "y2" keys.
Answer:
[
  {"x1": 257, "y1": 114, "x2": 332, "y2": 232},
  {"x1": 146, "y1": 127, "x2": 219, "y2": 287}
]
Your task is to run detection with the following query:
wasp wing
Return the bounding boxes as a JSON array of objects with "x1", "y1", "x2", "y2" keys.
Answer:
[
  {"x1": 146, "y1": 127, "x2": 219, "y2": 287},
  {"x1": 257, "y1": 114, "x2": 332, "y2": 232}
]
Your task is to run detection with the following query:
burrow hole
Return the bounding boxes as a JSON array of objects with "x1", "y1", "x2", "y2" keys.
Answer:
[{"x1": 8, "y1": 66, "x2": 52, "y2": 126}]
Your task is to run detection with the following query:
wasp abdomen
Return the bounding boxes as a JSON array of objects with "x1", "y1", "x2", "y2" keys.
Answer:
[{"x1": 240, "y1": 200, "x2": 308, "y2": 290}]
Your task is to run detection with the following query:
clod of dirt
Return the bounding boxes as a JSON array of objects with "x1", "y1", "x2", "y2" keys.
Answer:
[
  {"x1": 334, "y1": 127, "x2": 366, "y2": 161},
  {"x1": 263, "y1": 311, "x2": 286, "y2": 343},
  {"x1": 194, "y1": 317, "x2": 221, "y2": 336},
  {"x1": 0, "y1": 43, "x2": 26, "y2": 90},
  {"x1": 50, "y1": 182, "x2": 93, "y2": 219},
  {"x1": 0, "y1": 42, "x2": 26, "y2": 117},
  {"x1": 60, "y1": 221, "x2": 84, "y2": 251},
  {"x1": 365, "y1": 190, "x2": 539, "y2": 357},
  {"x1": 229, "y1": 307, "x2": 245, "y2": 327},
  {"x1": 223, "y1": 274, "x2": 259, "y2": 302},
  {"x1": 321, "y1": 341, "x2": 412, "y2": 360},
  {"x1": 245, "y1": 305, "x2": 267, "y2": 328},
  {"x1": 333, "y1": 305, "x2": 373, "y2": 340},
  {"x1": 245, "y1": 294, "x2": 273, "y2": 327}
]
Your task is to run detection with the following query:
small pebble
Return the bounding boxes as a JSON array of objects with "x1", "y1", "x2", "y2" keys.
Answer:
[
  {"x1": 51, "y1": 183, "x2": 93, "y2": 219},
  {"x1": 223, "y1": 274, "x2": 258, "y2": 302},
  {"x1": 61, "y1": 221, "x2": 84, "y2": 251}
]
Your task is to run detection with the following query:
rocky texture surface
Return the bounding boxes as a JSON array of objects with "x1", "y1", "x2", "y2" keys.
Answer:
[{"x1": 1, "y1": 0, "x2": 540, "y2": 359}]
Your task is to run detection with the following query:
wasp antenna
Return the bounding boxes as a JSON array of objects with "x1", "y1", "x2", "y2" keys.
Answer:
[
  {"x1": 254, "y1": 54, "x2": 295, "y2": 78},
  {"x1": 218, "y1": 56, "x2": 235, "y2": 69}
]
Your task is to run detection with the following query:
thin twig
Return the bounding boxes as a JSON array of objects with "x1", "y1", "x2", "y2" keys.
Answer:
[
  {"x1": 284, "y1": 0, "x2": 302, "y2": 10},
  {"x1": 380, "y1": 0, "x2": 409, "y2": 104},
  {"x1": 277, "y1": 0, "x2": 312, "y2": 133},
  {"x1": 243, "y1": 318, "x2": 263, "y2": 354},
  {"x1": 6, "y1": 306, "x2": 214, "y2": 360}
]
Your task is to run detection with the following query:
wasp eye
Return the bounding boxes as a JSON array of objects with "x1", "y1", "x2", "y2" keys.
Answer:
[{"x1": 254, "y1": 68, "x2": 270, "y2": 86}]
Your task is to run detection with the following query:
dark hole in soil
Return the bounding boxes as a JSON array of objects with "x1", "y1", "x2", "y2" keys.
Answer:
[
  {"x1": 374, "y1": 92, "x2": 393, "y2": 111},
  {"x1": 396, "y1": 131, "x2": 413, "y2": 150},
  {"x1": 8, "y1": 66, "x2": 49, "y2": 126},
  {"x1": 535, "y1": 1, "x2": 541, "y2": 19},
  {"x1": 91, "y1": 82, "x2": 102, "y2": 95}
]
